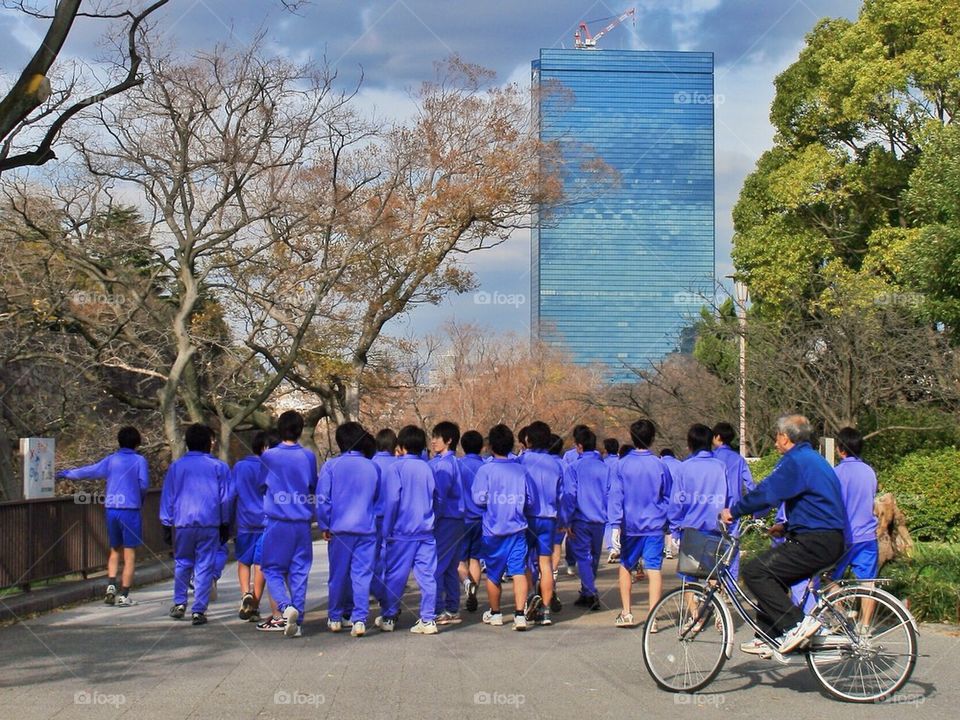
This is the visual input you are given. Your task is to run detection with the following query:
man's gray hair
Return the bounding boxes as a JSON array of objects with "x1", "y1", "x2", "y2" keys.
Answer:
[{"x1": 777, "y1": 414, "x2": 812, "y2": 444}]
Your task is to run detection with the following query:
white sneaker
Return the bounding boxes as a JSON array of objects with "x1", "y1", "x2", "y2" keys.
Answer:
[
  {"x1": 282, "y1": 606, "x2": 299, "y2": 638},
  {"x1": 291, "y1": 624, "x2": 302, "y2": 638},
  {"x1": 374, "y1": 616, "x2": 395, "y2": 632},
  {"x1": 777, "y1": 615, "x2": 822, "y2": 654},
  {"x1": 482, "y1": 610, "x2": 504, "y2": 626},
  {"x1": 740, "y1": 638, "x2": 774, "y2": 657},
  {"x1": 104, "y1": 584, "x2": 117, "y2": 605},
  {"x1": 436, "y1": 610, "x2": 462, "y2": 625},
  {"x1": 116, "y1": 595, "x2": 138, "y2": 607},
  {"x1": 341, "y1": 618, "x2": 353, "y2": 628},
  {"x1": 410, "y1": 619, "x2": 438, "y2": 635},
  {"x1": 513, "y1": 614, "x2": 528, "y2": 631},
  {"x1": 565, "y1": 565, "x2": 576, "y2": 576},
  {"x1": 351, "y1": 621, "x2": 366, "y2": 637},
  {"x1": 327, "y1": 619, "x2": 343, "y2": 633}
]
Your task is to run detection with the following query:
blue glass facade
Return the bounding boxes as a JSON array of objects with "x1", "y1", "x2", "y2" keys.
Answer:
[{"x1": 531, "y1": 49, "x2": 715, "y2": 381}]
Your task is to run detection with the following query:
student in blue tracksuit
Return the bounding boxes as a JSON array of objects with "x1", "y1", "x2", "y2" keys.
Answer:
[
  {"x1": 370, "y1": 428, "x2": 399, "y2": 616},
  {"x1": 602, "y1": 438, "x2": 621, "y2": 564},
  {"x1": 658, "y1": 448, "x2": 682, "y2": 558},
  {"x1": 561, "y1": 428, "x2": 611, "y2": 610},
  {"x1": 561, "y1": 424, "x2": 588, "y2": 466},
  {"x1": 831, "y1": 427, "x2": 880, "y2": 630},
  {"x1": 378, "y1": 425, "x2": 440, "y2": 635},
  {"x1": 519, "y1": 420, "x2": 566, "y2": 625},
  {"x1": 712, "y1": 421, "x2": 755, "y2": 579},
  {"x1": 258, "y1": 410, "x2": 317, "y2": 638},
  {"x1": 458, "y1": 430, "x2": 486, "y2": 613},
  {"x1": 317, "y1": 422, "x2": 380, "y2": 637},
  {"x1": 430, "y1": 421, "x2": 464, "y2": 625},
  {"x1": 160, "y1": 424, "x2": 231, "y2": 625},
  {"x1": 608, "y1": 419, "x2": 671, "y2": 629},
  {"x1": 473, "y1": 424, "x2": 535, "y2": 631},
  {"x1": 722, "y1": 414, "x2": 846, "y2": 656},
  {"x1": 229, "y1": 431, "x2": 268, "y2": 622},
  {"x1": 59, "y1": 426, "x2": 149, "y2": 606},
  {"x1": 667, "y1": 425, "x2": 727, "y2": 558}
]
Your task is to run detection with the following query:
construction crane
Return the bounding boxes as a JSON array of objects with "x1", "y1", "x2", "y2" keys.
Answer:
[{"x1": 574, "y1": 8, "x2": 636, "y2": 49}]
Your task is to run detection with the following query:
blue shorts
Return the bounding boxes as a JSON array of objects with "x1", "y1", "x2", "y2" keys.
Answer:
[
  {"x1": 527, "y1": 517, "x2": 557, "y2": 556},
  {"x1": 832, "y1": 540, "x2": 879, "y2": 581},
  {"x1": 621, "y1": 534, "x2": 664, "y2": 571},
  {"x1": 235, "y1": 531, "x2": 263, "y2": 566},
  {"x1": 461, "y1": 519, "x2": 484, "y2": 561},
  {"x1": 482, "y1": 531, "x2": 528, "y2": 586},
  {"x1": 106, "y1": 508, "x2": 142, "y2": 548},
  {"x1": 253, "y1": 533, "x2": 265, "y2": 566}
]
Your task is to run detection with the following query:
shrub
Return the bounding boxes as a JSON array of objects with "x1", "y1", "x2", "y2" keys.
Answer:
[
  {"x1": 885, "y1": 543, "x2": 960, "y2": 623},
  {"x1": 859, "y1": 407, "x2": 960, "y2": 475},
  {"x1": 880, "y1": 448, "x2": 960, "y2": 543}
]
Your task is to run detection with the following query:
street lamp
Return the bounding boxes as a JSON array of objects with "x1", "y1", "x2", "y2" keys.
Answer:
[{"x1": 734, "y1": 279, "x2": 749, "y2": 458}]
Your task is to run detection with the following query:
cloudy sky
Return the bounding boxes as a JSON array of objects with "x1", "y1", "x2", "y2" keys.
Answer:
[{"x1": 2, "y1": 0, "x2": 862, "y2": 340}]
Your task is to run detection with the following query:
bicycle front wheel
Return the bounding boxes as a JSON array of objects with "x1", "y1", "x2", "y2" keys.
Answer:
[
  {"x1": 806, "y1": 586, "x2": 918, "y2": 703},
  {"x1": 642, "y1": 584, "x2": 729, "y2": 693}
]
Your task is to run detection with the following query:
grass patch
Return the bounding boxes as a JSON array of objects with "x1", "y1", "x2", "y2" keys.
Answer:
[{"x1": 885, "y1": 542, "x2": 960, "y2": 623}]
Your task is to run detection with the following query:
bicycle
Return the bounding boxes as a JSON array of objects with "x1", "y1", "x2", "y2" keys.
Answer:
[{"x1": 641, "y1": 518, "x2": 919, "y2": 702}]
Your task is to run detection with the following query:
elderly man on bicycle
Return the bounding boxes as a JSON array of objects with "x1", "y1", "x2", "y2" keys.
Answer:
[{"x1": 720, "y1": 414, "x2": 846, "y2": 655}]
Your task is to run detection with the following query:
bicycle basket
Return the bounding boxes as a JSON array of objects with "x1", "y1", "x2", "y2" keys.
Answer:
[{"x1": 677, "y1": 528, "x2": 722, "y2": 579}]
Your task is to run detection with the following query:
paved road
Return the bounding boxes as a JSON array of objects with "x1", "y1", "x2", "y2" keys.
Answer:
[{"x1": 1, "y1": 544, "x2": 955, "y2": 719}]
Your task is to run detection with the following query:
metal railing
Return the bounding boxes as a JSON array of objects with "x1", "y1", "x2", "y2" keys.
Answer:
[{"x1": 0, "y1": 489, "x2": 166, "y2": 591}]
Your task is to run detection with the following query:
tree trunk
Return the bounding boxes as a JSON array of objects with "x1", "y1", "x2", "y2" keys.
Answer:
[{"x1": 875, "y1": 492, "x2": 914, "y2": 568}]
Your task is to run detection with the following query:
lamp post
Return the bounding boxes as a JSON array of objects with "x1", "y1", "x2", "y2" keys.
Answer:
[{"x1": 734, "y1": 280, "x2": 749, "y2": 458}]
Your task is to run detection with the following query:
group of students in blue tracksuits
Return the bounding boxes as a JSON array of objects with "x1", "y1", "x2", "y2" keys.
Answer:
[{"x1": 58, "y1": 410, "x2": 881, "y2": 646}]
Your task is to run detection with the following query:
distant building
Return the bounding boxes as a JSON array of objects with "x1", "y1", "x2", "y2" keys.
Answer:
[{"x1": 531, "y1": 49, "x2": 715, "y2": 381}]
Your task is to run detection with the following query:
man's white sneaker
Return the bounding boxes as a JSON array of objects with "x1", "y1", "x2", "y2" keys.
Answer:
[
  {"x1": 327, "y1": 619, "x2": 343, "y2": 633},
  {"x1": 513, "y1": 614, "x2": 528, "y2": 631},
  {"x1": 410, "y1": 619, "x2": 438, "y2": 635},
  {"x1": 482, "y1": 610, "x2": 504, "y2": 626},
  {"x1": 282, "y1": 606, "x2": 299, "y2": 637},
  {"x1": 351, "y1": 621, "x2": 366, "y2": 637},
  {"x1": 777, "y1": 615, "x2": 822, "y2": 654},
  {"x1": 116, "y1": 595, "x2": 138, "y2": 607},
  {"x1": 104, "y1": 584, "x2": 117, "y2": 605},
  {"x1": 740, "y1": 638, "x2": 774, "y2": 657},
  {"x1": 374, "y1": 616, "x2": 395, "y2": 632}
]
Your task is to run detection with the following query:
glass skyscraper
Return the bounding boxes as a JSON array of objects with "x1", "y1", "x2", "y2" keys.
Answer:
[{"x1": 531, "y1": 49, "x2": 715, "y2": 381}]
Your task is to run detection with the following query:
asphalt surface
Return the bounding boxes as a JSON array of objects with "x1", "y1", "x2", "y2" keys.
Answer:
[{"x1": 1, "y1": 543, "x2": 956, "y2": 719}]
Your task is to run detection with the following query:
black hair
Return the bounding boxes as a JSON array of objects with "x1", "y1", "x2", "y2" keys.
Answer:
[
  {"x1": 376, "y1": 428, "x2": 398, "y2": 453},
  {"x1": 252, "y1": 431, "x2": 268, "y2": 455},
  {"x1": 571, "y1": 424, "x2": 590, "y2": 446},
  {"x1": 117, "y1": 426, "x2": 141, "y2": 450},
  {"x1": 277, "y1": 410, "x2": 304, "y2": 442},
  {"x1": 488, "y1": 424, "x2": 514, "y2": 457},
  {"x1": 618, "y1": 444, "x2": 634, "y2": 458},
  {"x1": 358, "y1": 431, "x2": 377, "y2": 459},
  {"x1": 526, "y1": 420, "x2": 552, "y2": 451},
  {"x1": 603, "y1": 437, "x2": 620, "y2": 456},
  {"x1": 629, "y1": 419, "x2": 656, "y2": 449},
  {"x1": 577, "y1": 428, "x2": 597, "y2": 452},
  {"x1": 712, "y1": 421, "x2": 736, "y2": 445},
  {"x1": 518, "y1": 425, "x2": 531, "y2": 447},
  {"x1": 548, "y1": 434, "x2": 563, "y2": 456},
  {"x1": 397, "y1": 425, "x2": 427, "y2": 456},
  {"x1": 836, "y1": 426, "x2": 863, "y2": 458},
  {"x1": 185, "y1": 423, "x2": 214, "y2": 453},
  {"x1": 687, "y1": 424, "x2": 713, "y2": 454},
  {"x1": 460, "y1": 430, "x2": 483, "y2": 455},
  {"x1": 659, "y1": 448, "x2": 676, "y2": 458},
  {"x1": 335, "y1": 421, "x2": 368, "y2": 454},
  {"x1": 266, "y1": 429, "x2": 282, "y2": 449},
  {"x1": 431, "y1": 420, "x2": 461, "y2": 449}
]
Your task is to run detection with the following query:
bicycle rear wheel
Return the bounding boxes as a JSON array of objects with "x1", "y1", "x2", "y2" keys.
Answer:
[
  {"x1": 806, "y1": 586, "x2": 917, "y2": 703},
  {"x1": 642, "y1": 584, "x2": 729, "y2": 693}
]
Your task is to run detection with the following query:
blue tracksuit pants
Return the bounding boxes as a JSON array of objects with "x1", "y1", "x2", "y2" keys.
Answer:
[
  {"x1": 327, "y1": 533, "x2": 376, "y2": 623},
  {"x1": 260, "y1": 518, "x2": 313, "y2": 625},
  {"x1": 434, "y1": 518, "x2": 464, "y2": 614},
  {"x1": 570, "y1": 520, "x2": 605, "y2": 597},
  {"x1": 383, "y1": 537, "x2": 437, "y2": 621},
  {"x1": 173, "y1": 526, "x2": 219, "y2": 614}
]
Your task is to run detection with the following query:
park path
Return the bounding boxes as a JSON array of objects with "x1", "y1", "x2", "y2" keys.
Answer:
[{"x1": 1, "y1": 543, "x2": 956, "y2": 719}]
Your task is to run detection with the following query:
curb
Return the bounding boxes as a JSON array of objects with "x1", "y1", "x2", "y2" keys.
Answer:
[{"x1": 0, "y1": 558, "x2": 175, "y2": 623}]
